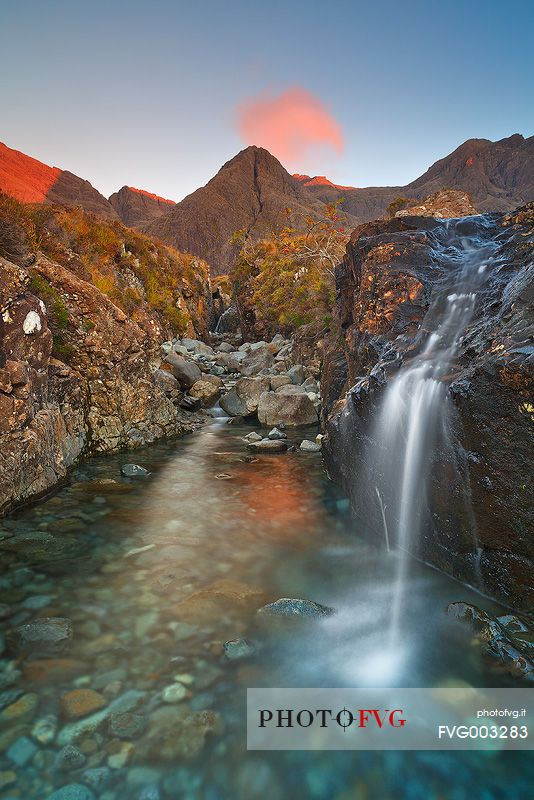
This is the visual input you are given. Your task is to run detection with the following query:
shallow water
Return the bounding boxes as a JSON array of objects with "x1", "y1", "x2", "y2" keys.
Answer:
[{"x1": 0, "y1": 418, "x2": 532, "y2": 799}]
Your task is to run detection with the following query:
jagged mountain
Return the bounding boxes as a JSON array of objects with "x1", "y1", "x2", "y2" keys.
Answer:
[
  {"x1": 143, "y1": 146, "x2": 336, "y2": 276},
  {"x1": 109, "y1": 185, "x2": 175, "y2": 227},
  {"x1": 0, "y1": 141, "x2": 118, "y2": 219},
  {"x1": 297, "y1": 134, "x2": 534, "y2": 220}
]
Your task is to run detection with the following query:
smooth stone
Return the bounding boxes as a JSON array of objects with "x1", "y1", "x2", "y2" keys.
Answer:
[
  {"x1": 32, "y1": 714, "x2": 58, "y2": 745},
  {"x1": 81, "y1": 767, "x2": 111, "y2": 792},
  {"x1": 243, "y1": 431, "x2": 262, "y2": 443},
  {"x1": 162, "y1": 683, "x2": 187, "y2": 703},
  {"x1": 54, "y1": 744, "x2": 87, "y2": 771},
  {"x1": 109, "y1": 711, "x2": 146, "y2": 739},
  {"x1": 257, "y1": 598, "x2": 335, "y2": 619},
  {"x1": 14, "y1": 617, "x2": 72, "y2": 656},
  {"x1": 120, "y1": 464, "x2": 150, "y2": 478},
  {"x1": 6, "y1": 735, "x2": 37, "y2": 766},
  {"x1": 300, "y1": 440, "x2": 321, "y2": 452},
  {"x1": 21, "y1": 594, "x2": 52, "y2": 610},
  {"x1": 57, "y1": 690, "x2": 145, "y2": 746},
  {"x1": 61, "y1": 689, "x2": 107, "y2": 720},
  {"x1": 0, "y1": 692, "x2": 38, "y2": 724},
  {"x1": 246, "y1": 439, "x2": 288, "y2": 453}
]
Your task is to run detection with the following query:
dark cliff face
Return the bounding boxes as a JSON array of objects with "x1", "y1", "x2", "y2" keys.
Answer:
[{"x1": 321, "y1": 205, "x2": 534, "y2": 611}]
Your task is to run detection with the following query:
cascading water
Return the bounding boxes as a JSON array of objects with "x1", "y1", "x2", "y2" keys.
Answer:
[{"x1": 369, "y1": 219, "x2": 500, "y2": 648}]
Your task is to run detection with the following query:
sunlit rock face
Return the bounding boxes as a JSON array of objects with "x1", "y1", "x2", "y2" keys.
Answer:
[
  {"x1": 0, "y1": 255, "x2": 204, "y2": 514},
  {"x1": 322, "y1": 205, "x2": 534, "y2": 611}
]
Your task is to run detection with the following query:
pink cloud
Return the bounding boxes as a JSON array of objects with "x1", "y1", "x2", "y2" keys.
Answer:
[{"x1": 237, "y1": 87, "x2": 344, "y2": 167}]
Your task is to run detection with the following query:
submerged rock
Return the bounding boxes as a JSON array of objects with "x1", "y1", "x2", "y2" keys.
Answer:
[
  {"x1": 246, "y1": 439, "x2": 288, "y2": 453},
  {"x1": 223, "y1": 638, "x2": 256, "y2": 660},
  {"x1": 121, "y1": 464, "x2": 150, "y2": 477},
  {"x1": 14, "y1": 617, "x2": 72, "y2": 656},
  {"x1": 257, "y1": 598, "x2": 335, "y2": 619},
  {"x1": 46, "y1": 785, "x2": 96, "y2": 800}
]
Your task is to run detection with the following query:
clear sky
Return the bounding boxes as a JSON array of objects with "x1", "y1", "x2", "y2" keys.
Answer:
[{"x1": 1, "y1": 0, "x2": 533, "y2": 201}]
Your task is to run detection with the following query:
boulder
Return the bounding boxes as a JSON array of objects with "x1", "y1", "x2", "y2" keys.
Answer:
[
  {"x1": 220, "y1": 389, "x2": 248, "y2": 417},
  {"x1": 239, "y1": 347, "x2": 274, "y2": 377},
  {"x1": 163, "y1": 354, "x2": 201, "y2": 389},
  {"x1": 153, "y1": 369, "x2": 180, "y2": 393},
  {"x1": 257, "y1": 392, "x2": 318, "y2": 427},
  {"x1": 234, "y1": 376, "x2": 271, "y2": 413},
  {"x1": 216, "y1": 342, "x2": 235, "y2": 353},
  {"x1": 189, "y1": 380, "x2": 221, "y2": 407},
  {"x1": 180, "y1": 338, "x2": 202, "y2": 351},
  {"x1": 287, "y1": 365, "x2": 306, "y2": 384},
  {"x1": 300, "y1": 440, "x2": 321, "y2": 452},
  {"x1": 275, "y1": 384, "x2": 306, "y2": 395},
  {"x1": 270, "y1": 374, "x2": 291, "y2": 390}
]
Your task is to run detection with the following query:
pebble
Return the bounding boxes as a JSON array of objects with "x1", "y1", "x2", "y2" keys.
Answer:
[
  {"x1": 61, "y1": 689, "x2": 107, "y2": 720},
  {"x1": 32, "y1": 714, "x2": 58, "y2": 745},
  {"x1": 162, "y1": 683, "x2": 187, "y2": 703},
  {"x1": 6, "y1": 735, "x2": 38, "y2": 766},
  {"x1": 54, "y1": 744, "x2": 87, "y2": 771},
  {"x1": 81, "y1": 767, "x2": 111, "y2": 792}
]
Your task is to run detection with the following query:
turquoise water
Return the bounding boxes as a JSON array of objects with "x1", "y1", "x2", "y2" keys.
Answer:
[{"x1": 0, "y1": 418, "x2": 532, "y2": 799}]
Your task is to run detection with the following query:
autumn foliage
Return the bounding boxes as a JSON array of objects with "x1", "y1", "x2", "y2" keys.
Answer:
[{"x1": 230, "y1": 201, "x2": 348, "y2": 338}]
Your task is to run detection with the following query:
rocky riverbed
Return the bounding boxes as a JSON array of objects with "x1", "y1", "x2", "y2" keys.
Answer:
[{"x1": 1, "y1": 406, "x2": 534, "y2": 800}]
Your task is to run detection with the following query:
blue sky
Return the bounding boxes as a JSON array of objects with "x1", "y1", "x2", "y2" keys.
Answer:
[{"x1": 1, "y1": 0, "x2": 532, "y2": 200}]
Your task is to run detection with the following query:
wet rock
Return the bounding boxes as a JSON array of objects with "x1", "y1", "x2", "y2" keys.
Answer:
[
  {"x1": 46, "y1": 784, "x2": 96, "y2": 800},
  {"x1": 60, "y1": 689, "x2": 107, "y2": 720},
  {"x1": 55, "y1": 744, "x2": 86, "y2": 771},
  {"x1": 179, "y1": 394, "x2": 201, "y2": 412},
  {"x1": 223, "y1": 638, "x2": 255, "y2": 660},
  {"x1": 234, "y1": 376, "x2": 271, "y2": 413},
  {"x1": 22, "y1": 594, "x2": 53, "y2": 610},
  {"x1": 0, "y1": 532, "x2": 85, "y2": 563},
  {"x1": 121, "y1": 464, "x2": 150, "y2": 477},
  {"x1": 14, "y1": 617, "x2": 72, "y2": 656},
  {"x1": 220, "y1": 389, "x2": 248, "y2": 417},
  {"x1": 300, "y1": 440, "x2": 321, "y2": 452},
  {"x1": 107, "y1": 740, "x2": 133, "y2": 769},
  {"x1": 246, "y1": 439, "x2": 288, "y2": 453},
  {"x1": 163, "y1": 353, "x2": 202, "y2": 389},
  {"x1": 0, "y1": 689, "x2": 23, "y2": 712},
  {"x1": 257, "y1": 598, "x2": 335, "y2": 619},
  {"x1": 139, "y1": 786, "x2": 161, "y2": 800},
  {"x1": 0, "y1": 771, "x2": 16, "y2": 790},
  {"x1": 267, "y1": 427, "x2": 287, "y2": 440},
  {"x1": 189, "y1": 379, "x2": 221, "y2": 407},
  {"x1": 6, "y1": 735, "x2": 38, "y2": 766},
  {"x1": 257, "y1": 392, "x2": 318, "y2": 427}
]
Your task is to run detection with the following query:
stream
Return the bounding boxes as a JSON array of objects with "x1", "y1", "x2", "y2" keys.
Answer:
[{"x1": 0, "y1": 416, "x2": 532, "y2": 799}]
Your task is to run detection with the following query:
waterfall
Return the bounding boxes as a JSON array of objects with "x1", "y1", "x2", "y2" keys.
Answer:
[{"x1": 368, "y1": 219, "x2": 499, "y2": 646}]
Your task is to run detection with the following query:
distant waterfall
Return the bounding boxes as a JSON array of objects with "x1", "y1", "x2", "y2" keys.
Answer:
[{"x1": 369, "y1": 219, "x2": 498, "y2": 645}]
